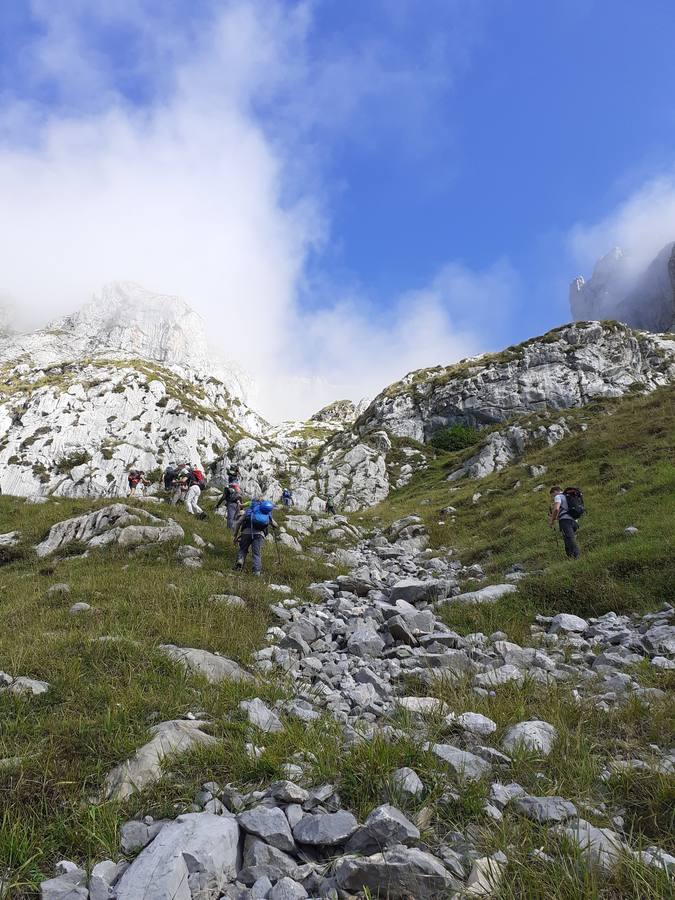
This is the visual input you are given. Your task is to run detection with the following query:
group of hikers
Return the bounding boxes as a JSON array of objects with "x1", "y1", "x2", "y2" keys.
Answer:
[
  {"x1": 127, "y1": 462, "x2": 337, "y2": 575},
  {"x1": 129, "y1": 463, "x2": 583, "y2": 575}
]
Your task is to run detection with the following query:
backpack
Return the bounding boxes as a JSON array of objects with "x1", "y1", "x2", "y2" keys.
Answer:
[
  {"x1": 164, "y1": 466, "x2": 178, "y2": 489},
  {"x1": 245, "y1": 500, "x2": 272, "y2": 530},
  {"x1": 192, "y1": 469, "x2": 207, "y2": 490},
  {"x1": 129, "y1": 470, "x2": 141, "y2": 486},
  {"x1": 226, "y1": 484, "x2": 241, "y2": 503},
  {"x1": 563, "y1": 487, "x2": 585, "y2": 519}
]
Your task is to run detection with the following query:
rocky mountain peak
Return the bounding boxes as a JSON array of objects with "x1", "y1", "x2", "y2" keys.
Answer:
[
  {"x1": 570, "y1": 242, "x2": 675, "y2": 331},
  {"x1": 310, "y1": 399, "x2": 360, "y2": 425},
  {"x1": 51, "y1": 281, "x2": 211, "y2": 372}
]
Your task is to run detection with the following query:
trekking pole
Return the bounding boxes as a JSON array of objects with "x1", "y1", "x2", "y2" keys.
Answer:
[{"x1": 274, "y1": 531, "x2": 282, "y2": 566}]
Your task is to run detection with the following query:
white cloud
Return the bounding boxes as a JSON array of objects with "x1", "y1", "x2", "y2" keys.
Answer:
[
  {"x1": 569, "y1": 172, "x2": 675, "y2": 278},
  {"x1": 0, "y1": 0, "x2": 504, "y2": 421},
  {"x1": 266, "y1": 259, "x2": 519, "y2": 417}
]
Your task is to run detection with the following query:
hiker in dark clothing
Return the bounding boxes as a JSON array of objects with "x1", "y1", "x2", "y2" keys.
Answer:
[
  {"x1": 215, "y1": 482, "x2": 243, "y2": 529},
  {"x1": 325, "y1": 495, "x2": 336, "y2": 515},
  {"x1": 549, "y1": 485, "x2": 580, "y2": 558},
  {"x1": 233, "y1": 500, "x2": 278, "y2": 575},
  {"x1": 227, "y1": 464, "x2": 241, "y2": 485},
  {"x1": 281, "y1": 488, "x2": 293, "y2": 508}
]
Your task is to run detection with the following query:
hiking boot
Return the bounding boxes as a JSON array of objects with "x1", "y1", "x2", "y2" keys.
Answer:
[{"x1": 234, "y1": 562, "x2": 243, "y2": 572}]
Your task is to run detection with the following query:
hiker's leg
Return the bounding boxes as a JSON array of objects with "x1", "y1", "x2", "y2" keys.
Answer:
[
  {"x1": 251, "y1": 534, "x2": 263, "y2": 574},
  {"x1": 227, "y1": 502, "x2": 236, "y2": 529},
  {"x1": 186, "y1": 485, "x2": 200, "y2": 515},
  {"x1": 237, "y1": 533, "x2": 251, "y2": 568},
  {"x1": 560, "y1": 519, "x2": 579, "y2": 559}
]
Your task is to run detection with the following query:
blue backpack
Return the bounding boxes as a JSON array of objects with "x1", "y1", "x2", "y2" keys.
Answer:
[{"x1": 246, "y1": 500, "x2": 272, "y2": 530}]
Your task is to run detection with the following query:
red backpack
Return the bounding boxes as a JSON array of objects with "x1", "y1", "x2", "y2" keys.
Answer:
[{"x1": 192, "y1": 469, "x2": 207, "y2": 490}]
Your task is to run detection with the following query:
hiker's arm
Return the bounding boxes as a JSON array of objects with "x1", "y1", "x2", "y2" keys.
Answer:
[
  {"x1": 214, "y1": 493, "x2": 226, "y2": 510},
  {"x1": 549, "y1": 501, "x2": 560, "y2": 527},
  {"x1": 270, "y1": 516, "x2": 279, "y2": 531}
]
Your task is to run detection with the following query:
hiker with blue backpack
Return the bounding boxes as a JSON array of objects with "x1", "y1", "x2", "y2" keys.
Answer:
[
  {"x1": 233, "y1": 499, "x2": 278, "y2": 576},
  {"x1": 281, "y1": 487, "x2": 293, "y2": 508},
  {"x1": 549, "y1": 485, "x2": 584, "y2": 558}
]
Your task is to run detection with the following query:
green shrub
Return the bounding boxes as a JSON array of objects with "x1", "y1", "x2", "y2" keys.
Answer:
[
  {"x1": 55, "y1": 450, "x2": 91, "y2": 474},
  {"x1": 429, "y1": 424, "x2": 479, "y2": 451}
]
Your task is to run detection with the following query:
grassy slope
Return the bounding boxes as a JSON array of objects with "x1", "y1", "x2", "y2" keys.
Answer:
[
  {"x1": 0, "y1": 500, "x2": 341, "y2": 894},
  {"x1": 0, "y1": 385, "x2": 673, "y2": 897},
  {"x1": 358, "y1": 386, "x2": 675, "y2": 639}
]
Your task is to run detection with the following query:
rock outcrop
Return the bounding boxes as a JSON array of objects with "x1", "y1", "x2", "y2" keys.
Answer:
[
  {"x1": 103, "y1": 719, "x2": 217, "y2": 802},
  {"x1": 35, "y1": 504, "x2": 183, "y2": 557},
  {"x1": 354, "y1": 322, "x2": 674, "y2": 442},
  {"x1": 570, "y1": 243, "x2": 675, "y2": 332}
]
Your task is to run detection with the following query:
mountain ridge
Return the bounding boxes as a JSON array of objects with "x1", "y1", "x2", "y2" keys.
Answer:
[{"x1": 0, "y1": 283, "x2": 673, "y2": 510}]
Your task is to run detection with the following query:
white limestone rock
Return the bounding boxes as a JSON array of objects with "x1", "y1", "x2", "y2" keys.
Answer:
[
  {"x1": 502, "y1": 720, "x2": 557, "y2": 756},
  {"x1": 103, "y1": 719, "x2": 217, "y2": 801},
  {"x1": 35, "y1": 505, "x2": 183, "y2": 557},
  {"x1": 159, "y1": 645, "x2": 252, "y2": 684},
  {"x1": 114, "y1": 812, "x2": 240, "y2": 899}
]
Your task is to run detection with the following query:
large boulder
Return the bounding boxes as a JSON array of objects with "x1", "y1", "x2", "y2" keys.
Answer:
[
  {"x1": 345, "y1": 805, "x2": 419, "y2": 854},
  {"x1": 292, "y1": 811, "x2": 358, "y2": 846},
  {"x1": 335, "y1": 845, "x2": 459, "y2": 898},
  {"x1": 439, "y1": 584, "x2": 516, "y2": 606},
  {"x1": 501, "y1": 720, "x2": 557, "y2": 757},
  {"x1": 103, "y1": 719, "x2": 217, "y2": 801},
  {"x1": 390, "y1": 579, "x2": 445, "y2": 605},
  {"x1": 553, "y1": 818, "x2": 626, "y2": 873},
  {"x1": 115, "y1": 812, "x2": 240, "y2": 899},
  {"x1": 35, "y1": 504, "x2": 183, "y2": 557},
  {"x1": 158, "y1": 645, "x2": 252, "y2": 684},
  {"x1": 511, "y1": 795, "x2": 577, "y2": 824},
  {"x1": 238, "y1": 806, "x2": 296, "y2": 853},
  {"x1": 425, "y1": 744, "x2": 492, "y2": 781}
]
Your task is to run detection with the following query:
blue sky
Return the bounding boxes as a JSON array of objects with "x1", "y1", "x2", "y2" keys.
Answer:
[{"x1": 1, "y1": 0, "x2": 674, "y2": 418}]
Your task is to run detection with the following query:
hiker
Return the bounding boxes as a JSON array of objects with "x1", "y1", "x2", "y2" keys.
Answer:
[
  {"x1": 325, "y1": 495, "x2": 336, "y2": 515},
  {"x1": 549, "y1": 485, "x2": 582, "y2": 559},
  {"x1": 227, "y1": 464, "x2": 241, "y2": 485},
  {"x1": 128, "y1": 469, "x2": 149, "y2": 496},
  {"x1": 215, "y1": 481, "x2": 243, "y2": 529},
  {"x1": 183, "y1": 466, "x2": 208, "y2": 519},
  {"x1": 281, "y1": 487, "x2": 293, "y2": 508},
  {"x1": 164, "y1": 462, "x2": 188, "y2": 505},
  {"x1": 233, "y1": 499, "x2": 278, "y2": 576}
]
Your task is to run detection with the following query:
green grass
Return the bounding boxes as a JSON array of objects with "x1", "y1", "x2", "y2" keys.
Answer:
[
  {"x1": 0, "y1": 495, "x2": 338, "y2": 893},
  {"x1": 359, "y1": 386, "x2": 675, "y2": 635}
]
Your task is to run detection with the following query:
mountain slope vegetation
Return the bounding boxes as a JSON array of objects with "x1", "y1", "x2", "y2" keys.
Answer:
[{"x1": 0, "y1": 384, "x2": 673, "y2": 897}]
